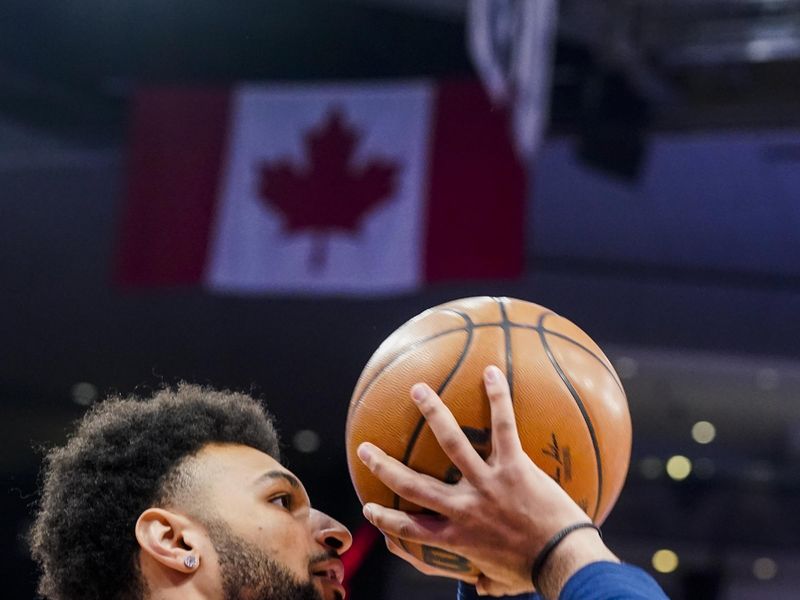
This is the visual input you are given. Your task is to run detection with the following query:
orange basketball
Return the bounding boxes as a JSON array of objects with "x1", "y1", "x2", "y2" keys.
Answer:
[{"x1": 345, "y1": 296, "x2": 631, "y2": 576}]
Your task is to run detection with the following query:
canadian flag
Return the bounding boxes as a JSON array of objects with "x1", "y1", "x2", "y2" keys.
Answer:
[{"x1": 117, "y1": 80, "x2": 525, "y2": 295}]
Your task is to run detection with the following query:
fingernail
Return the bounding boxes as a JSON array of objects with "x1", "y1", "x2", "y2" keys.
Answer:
[
  {"x1": 362, "y1": 504, "x2": 374, "y2": 521},
  {"x1": 357, "y1": 442, "x2": 374, "y2": 462},
  {"x1": 411, "y1": 383, "x2": 428, "y2": 403},
  {"x1": 485, "y1": 366, "x2": 499, "y2": 382}
]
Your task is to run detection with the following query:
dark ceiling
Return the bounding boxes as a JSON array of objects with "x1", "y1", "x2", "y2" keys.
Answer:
[{"x1": 2, "y1": 0, "x2": 800, "y2": 143}]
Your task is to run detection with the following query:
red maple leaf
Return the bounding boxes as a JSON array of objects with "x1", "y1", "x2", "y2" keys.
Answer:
[{"x1": 258, "y1": 108, "x2": 400, "y2": 272}]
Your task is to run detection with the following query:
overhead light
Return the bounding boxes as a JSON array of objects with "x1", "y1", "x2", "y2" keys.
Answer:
[
  {"x1": 292, "y1": 429, "x2": 321, "y2": 454},
  {"x1": 70, "y1": 382, "x2": 98, "y2": 406},
  {"x1": 691, "y1": 421, "x2": 716, "y2": 445},
  {"x1": 652, "y1": 549, "x2": 679, "y2": 574},
  {"x1": 745, "y1": 460, "x2": 774, "y2": 484},
  {"x1": 755, "y1": 368, "x2": 779, "y2": 391},
  {"x1": 753, "y1": 557, "x2": 778, "y2": 581},
  {"x1": 666, "y1": 455, "x2": 692, "y2": 481},
  {"x1": 614, "y1": 356, "x2": 639, "y2": 380},
  {"x1": 638, "y1": 456, "x2": 663, "y2": 480},
  {"x1": 693, "y1": 458, "x2": 715, "y2": 480}
]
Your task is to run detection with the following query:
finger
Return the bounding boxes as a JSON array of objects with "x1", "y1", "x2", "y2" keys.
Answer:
[
  {"x1": 384, "y1": 536, "x2": 479, "y2": 584},
  {"x1": 357, "y1": 442, "x2": 450, "y2": 513},
  {"x1": 410, "y1": 383, "x2": 488, "y2": 481},
  {"x1": 363, "y1": 502, "x2": 451, "y2": 546},
  {"x1": 475, "y1": 576, "x2": 490, "y2": 596},
  {"x1": 483, "y1": 365, "x2": 523, "y2": 459}
]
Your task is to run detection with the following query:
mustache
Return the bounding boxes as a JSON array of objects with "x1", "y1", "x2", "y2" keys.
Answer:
[{"x1": 308, "y1": 549, "x2": 340, "y2": 565}]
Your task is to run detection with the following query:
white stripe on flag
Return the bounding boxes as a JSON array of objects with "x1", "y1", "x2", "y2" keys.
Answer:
[{"x1": 205, "y1": 81, "x2": 434, "y2": 295}]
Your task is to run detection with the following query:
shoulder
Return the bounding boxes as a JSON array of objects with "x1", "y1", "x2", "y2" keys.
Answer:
[{"x1": 456, "y1": 562, "x2": 668, "y2": 600}]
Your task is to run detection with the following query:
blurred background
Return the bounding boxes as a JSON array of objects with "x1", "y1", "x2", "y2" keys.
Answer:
[{"x1": 2, "y1": 0, "x2": 800, "y2": 598}]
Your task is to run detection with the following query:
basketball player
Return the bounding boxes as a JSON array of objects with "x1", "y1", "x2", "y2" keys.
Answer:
[
  {"x1": 30, "y1": 368, "x2": 667, "y2": 600},
  {"x1": 29, "y1": 386, "x2": 352, "y2": 600}
]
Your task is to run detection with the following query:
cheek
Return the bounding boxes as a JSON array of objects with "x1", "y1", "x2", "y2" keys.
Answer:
[
  {"x1": 256, "y1": 521, "x2": 300, "y2": 546},
  {"x1": 253, "y1": 517, "x2": 315, "y2": 574}
]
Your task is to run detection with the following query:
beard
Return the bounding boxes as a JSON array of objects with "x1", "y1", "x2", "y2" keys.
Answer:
[{"x1": 205, "y1": 520, "x2": 324, "y2": 600}]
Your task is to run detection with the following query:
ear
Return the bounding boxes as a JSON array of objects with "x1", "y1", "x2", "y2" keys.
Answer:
[{"x1": 135, "y1": 508, "x2": 205, "y2": 574}]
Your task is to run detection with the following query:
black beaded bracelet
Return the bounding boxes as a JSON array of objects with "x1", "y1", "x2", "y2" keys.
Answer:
[{"x1": 530, "y1": 522, "x2": 602, "y2": 594}]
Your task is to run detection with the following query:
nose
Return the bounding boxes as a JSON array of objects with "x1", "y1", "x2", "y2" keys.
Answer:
[{"x1": 310, "y1": 508, "x2": 353, "y2": 555}]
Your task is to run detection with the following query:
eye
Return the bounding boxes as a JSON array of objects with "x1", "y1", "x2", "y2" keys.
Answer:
[{"x1": 269, "y1": 494, "x2": 292, "y2": 510}]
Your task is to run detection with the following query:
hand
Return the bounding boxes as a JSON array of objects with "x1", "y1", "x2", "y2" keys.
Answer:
[{"x1": 357, "y1": 365, "x2": 616, "y2": 597}]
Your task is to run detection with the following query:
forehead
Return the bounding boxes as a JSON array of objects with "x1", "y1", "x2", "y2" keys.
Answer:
[{"x1": 193, "y1": 443, "x2": 296, "y2": 486}]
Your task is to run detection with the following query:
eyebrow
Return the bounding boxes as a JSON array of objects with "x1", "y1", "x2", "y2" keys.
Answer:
[{"x1": 253, "y1": 470, "x2": 301, "y2": 489}]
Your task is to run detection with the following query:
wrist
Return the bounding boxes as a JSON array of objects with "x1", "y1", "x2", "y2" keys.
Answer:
[{"x1": 534, "y1": 526, "x2": 618, "y2": 599}]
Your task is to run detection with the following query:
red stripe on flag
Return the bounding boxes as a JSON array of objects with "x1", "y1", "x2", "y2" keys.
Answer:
[
  {"x1": 424, "y1": 81, "x2": 525, "y2": 282},
  {"x1": 115, "y1": 87, "x2": 230, "y2": 286}
]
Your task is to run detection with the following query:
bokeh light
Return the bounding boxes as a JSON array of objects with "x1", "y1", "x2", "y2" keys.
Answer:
[
  {"x1": 666, "y1": 455, "x2": 692, "y2": 481},
  {"x1": 652, "y1": 549, "x2": 679, "y2": 573}
]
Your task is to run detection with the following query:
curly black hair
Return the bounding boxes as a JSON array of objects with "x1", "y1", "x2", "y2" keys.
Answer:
[{"x1": 29, "y1": 383, "x2": 281, "y2": 600}]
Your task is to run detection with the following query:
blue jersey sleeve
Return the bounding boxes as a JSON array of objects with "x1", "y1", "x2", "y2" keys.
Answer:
[
  {"x1": 559, "y1": 562, "x2": 669, "y2": 600},
  {"x1": 456, "y1": 562, "x2": 668, "y2": 600}
]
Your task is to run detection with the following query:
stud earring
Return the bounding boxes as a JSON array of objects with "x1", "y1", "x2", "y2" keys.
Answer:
[{"x1": 184, "y1": 555, "x2": 199, "y2": 569}]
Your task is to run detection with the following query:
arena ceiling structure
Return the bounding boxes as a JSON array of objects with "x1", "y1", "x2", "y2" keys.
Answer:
[{"x1": 2, "y1": 1, "x2": 800, "y2": 598}]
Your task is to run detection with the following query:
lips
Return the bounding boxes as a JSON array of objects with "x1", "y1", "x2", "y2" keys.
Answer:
[{"x1": 310, "y1": 559, "x2": 345, "y2": 600}]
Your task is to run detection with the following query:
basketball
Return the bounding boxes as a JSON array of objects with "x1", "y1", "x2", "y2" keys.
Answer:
[{"x1": 345, "y1": 296, "x2": 632, "y2": 575}]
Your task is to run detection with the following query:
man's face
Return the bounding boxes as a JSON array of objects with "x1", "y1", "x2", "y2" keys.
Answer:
[{"x1": 189, "y1": 443, "x2": 351, "y2": 600}]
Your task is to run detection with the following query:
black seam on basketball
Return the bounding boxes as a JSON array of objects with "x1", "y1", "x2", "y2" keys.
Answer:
[
  {"x1": 349, "y1": 321, "x2": 470, "y2": 420},
  {"x1": 540, "y1": 328, "x2": 624, "y2": 393},
  {"x1": 516, "y1": 325, "x2": 625, "y2": 394},
  {"x1": 496, "y1": 298, "x2": 515, "y2": 401},
  {"x1": 352, "y1": 319, "x2": 620, "y2": 434},
  {"x1": 394, "y1": 312, "x2": 476, "y2": 512},
  {"x1": 462, "y1": 322, "x2": 621, "y2": 392},
  {"x1": 537, "y1": 312, "x2": 603, "y2": 521}
]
